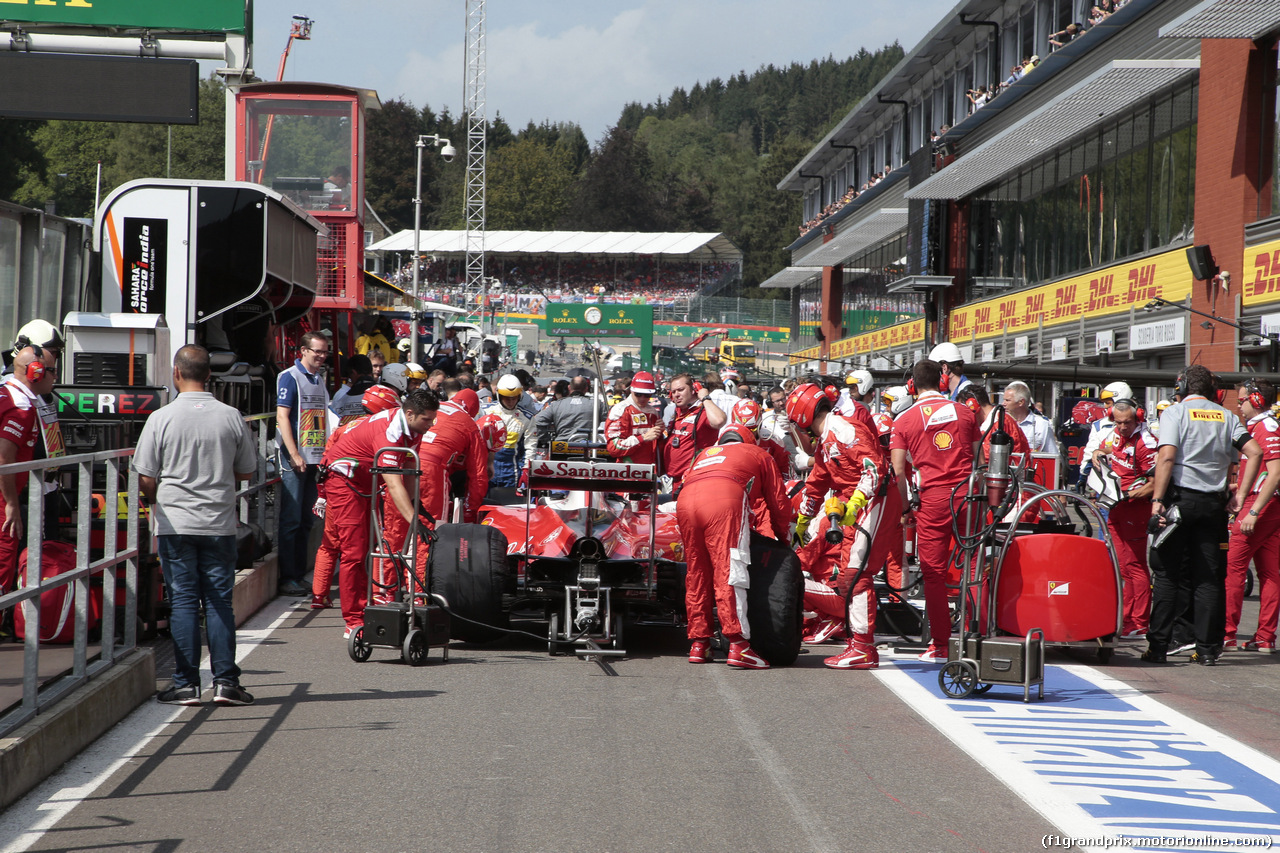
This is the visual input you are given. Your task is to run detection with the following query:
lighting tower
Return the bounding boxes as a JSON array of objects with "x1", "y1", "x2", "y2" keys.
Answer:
[{"x1": 463, "y1": 0, "x2": 489, "y2": 332}]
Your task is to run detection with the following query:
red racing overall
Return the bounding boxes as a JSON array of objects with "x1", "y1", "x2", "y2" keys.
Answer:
[
  {"x1": 0, "y1": 379, "x2": 39, "y2": 594},
  {"x1": 677, "y1": 443, "x2": 790, "y2": 642},
  {"x1": 890, "y1": 392, "x2": 978, "y2": 651},
  {"x1": 1226, "y1": 412, "x2": 1280, "y2": 646},
  {"x1": 325, "y1": 409, "x2": 418, "y2": 630},
  {"x1": 797, "y1": 413, "x2": 898, "y2": 653},
  {"x1": 1101, "y1": 425, "x2": 1157, "y2": 636}
]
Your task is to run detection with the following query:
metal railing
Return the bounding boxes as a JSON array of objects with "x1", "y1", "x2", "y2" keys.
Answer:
[{"x1": 0, "y1": 414, "x2": 277, "y2": 737}]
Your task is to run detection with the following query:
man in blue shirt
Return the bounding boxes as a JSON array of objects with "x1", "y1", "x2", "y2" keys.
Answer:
[{"x1": 275, "y1": 332, "x2": 330, "y2": 596}]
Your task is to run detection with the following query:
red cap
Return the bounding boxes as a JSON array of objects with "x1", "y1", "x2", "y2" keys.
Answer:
[
  {"x1": 631, "y1": 371, "x2": 656, "y2": 394},
  {"x1": 451, "y1": 388, "x2": 480, "y2": 418}
]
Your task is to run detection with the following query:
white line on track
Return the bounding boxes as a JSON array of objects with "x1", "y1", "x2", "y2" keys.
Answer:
[
  {"x1": 0, "y1": 596, "x2": 300, "y2": 853},
  {"x1": 710, "y1": 665, "x2": 841, "y2": 853}
]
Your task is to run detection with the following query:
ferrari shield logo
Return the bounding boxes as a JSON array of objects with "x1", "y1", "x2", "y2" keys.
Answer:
[
  {"x1": 922, "y1": 405, "x2": 934, "y2": 418},
  {"x1": 933, "y1": 430, "x2": 954, "y2": 450}
]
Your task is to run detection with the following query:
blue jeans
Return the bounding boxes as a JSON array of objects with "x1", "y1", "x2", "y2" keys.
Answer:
[
  {"x1": 277, "y1": 461, "x2": 317, "y2": 583},
  {"x1": 158, "y1": 534, "x2": 241, "y2": 689}
]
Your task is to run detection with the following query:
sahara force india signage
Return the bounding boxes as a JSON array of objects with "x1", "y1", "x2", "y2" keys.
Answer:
[
  {"x1": 947, "y1": 247, "x2": 1193, "y2": 342},
  {"x1": 0, "y1": 0, "x2": 246, "y2": 33}
]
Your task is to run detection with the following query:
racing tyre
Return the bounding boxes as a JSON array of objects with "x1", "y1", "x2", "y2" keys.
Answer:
[
  {"x1": 745, "y1": 532, "x2": 803, "y2": 667},
  {"x1": 402, "y1": 629, "x2": 427, "y2": 667},
  {"x1": 347, "y1": 626, "x2": 372, "y2": 663},
  {"x1": 431, "y1": 523, "x2": 510, "y2": 642}
]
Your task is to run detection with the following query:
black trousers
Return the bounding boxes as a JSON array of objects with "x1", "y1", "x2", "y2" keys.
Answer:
[{"x1": 1148, "y1": 490, "x2": 1228, "y2": 657}]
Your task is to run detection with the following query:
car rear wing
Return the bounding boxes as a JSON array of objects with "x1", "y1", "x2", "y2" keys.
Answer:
[{"x1": 526, "y1": 458, "x2": 658, "y2": 494}]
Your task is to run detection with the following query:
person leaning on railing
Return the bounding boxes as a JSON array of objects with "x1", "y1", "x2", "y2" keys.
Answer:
[{"x1": 0, "y1": 347, "x2": 57, "y2": 617}]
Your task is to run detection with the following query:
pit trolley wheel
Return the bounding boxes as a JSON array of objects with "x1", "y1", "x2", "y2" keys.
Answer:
[
  {"x1": 348, "y1": 625, "x2": 372, "y2": 663},
  {"x1": 548, "y1": 613, "x2": 564, "y2": 656},
  {"x1": 611, "y1": 612, "x2": 624, "y2": 650},
  {"x1": 939, "y1": 660, "x2": 979, "y2": 699},
  {"x1": 403, "y1": 629, "x2": 427, "y2": 666}
]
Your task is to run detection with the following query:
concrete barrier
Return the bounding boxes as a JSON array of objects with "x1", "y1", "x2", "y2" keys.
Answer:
[{"x1": 0, "y1": 551, "x2": 280, "y2": 811}]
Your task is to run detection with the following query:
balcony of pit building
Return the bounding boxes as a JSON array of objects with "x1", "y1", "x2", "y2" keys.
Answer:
[{"x1": 778, "y1": 0, "x2": 1183, "y2": 262}]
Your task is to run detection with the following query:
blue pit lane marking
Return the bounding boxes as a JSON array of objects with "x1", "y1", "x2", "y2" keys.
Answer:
[{"x1": 876, "y1": 659, "x2": 1280, "y2": 852}]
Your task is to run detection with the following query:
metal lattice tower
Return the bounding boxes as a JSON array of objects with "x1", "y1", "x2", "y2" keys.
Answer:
[{"x1": 463, "y1": 0, "x2": 488, "y2": 330}]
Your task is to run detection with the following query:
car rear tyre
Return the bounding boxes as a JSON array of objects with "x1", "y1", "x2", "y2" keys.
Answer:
[
  {"x1": 745, "y1": 532, "x2": 804, "y2": 666},
  {"x1": 430, "y1": 523, "x2": 510, "y2": 642}
]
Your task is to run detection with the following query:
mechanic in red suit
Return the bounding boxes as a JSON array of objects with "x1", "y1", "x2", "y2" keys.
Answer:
[
  {"x1": 662, "y1": 373, "x2": 726, "y2": 487},
  {"x1": 604, "y1": 371, "x2": 663, "y2": 466},
  {"x1": 889, "y1": 359, "x2": 979, "y2": 662},
  {"x1": 731, "y1": 398, "x2": 790, "y2": 478},
  {"x1": 324, "y1": 389, "x2": 439, "y2": 637},
  {"x1": 788, "y1": 383, "x2": 900, "y2": 669},
  {"x1": 1225, "y1": 380, "x2": 1280, "y2": 652},
  {"x1": 678, "y1": 424, "x2": 792, "y2": 669},
  {"x1": 1092, "y1": 398, "x2": 1157, "y2": 638},
  {"x1": 0, "y1": 347, "x2": 55, "y2": 595},
  {"x1": 310, "y1": 385, "x2": 401, "y2": 610},
  {"x1": 956, "y1": 384, "x2": 1031, "y2": 462}
]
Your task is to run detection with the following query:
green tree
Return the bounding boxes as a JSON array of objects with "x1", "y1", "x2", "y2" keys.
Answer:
[
  {"x1": 0, "y1": 121, "x2": 46, "y2": 207},
  {"x1": 365, "y1": 98, "x2": 426, "y2": 231},
  {"x1": 486, "y1": 138, "x2": 575, "y2": 230},
  {"x1": 561, "y1": 126, "x2": 665, "y2": 231}
]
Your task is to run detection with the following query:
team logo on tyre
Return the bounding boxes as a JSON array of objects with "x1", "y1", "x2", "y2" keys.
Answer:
[{"x1": 933, "y1": 430, "x2": 954, "y2": 450}]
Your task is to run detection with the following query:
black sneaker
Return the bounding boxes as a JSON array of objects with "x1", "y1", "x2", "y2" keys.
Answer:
[
  {"x1": 278, "y1": 580, "x2": 307, "y2": 597},
  {"x1": 157, "y1": 684, "x2": 202, "y2": 706},
  {"x1": 1191, "y1": 651, "x2": 1218, "y2": 667},
  {"x1": 213, "y1": 683, "x2": 254, "y2": 706},
  {"x1": 1140, "y1": 648, "x2": 1167, "y2": 664}
]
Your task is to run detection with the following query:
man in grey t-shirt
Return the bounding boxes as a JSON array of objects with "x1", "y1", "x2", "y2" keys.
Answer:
[
  {"x1": 134, "y1": 345, "x2": 258, "y2": 706},
  {"x1": 1145, "y1": 365, "x2": 1262, "y2": 666}
]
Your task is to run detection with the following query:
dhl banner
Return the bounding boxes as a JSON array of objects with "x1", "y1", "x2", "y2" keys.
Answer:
[
  {"x1": 947, "y1": 248, "x2": 1192, "y2": 342},
  {"x1": 789, "y1": 318, "x2": 925, "y2": 362},
  {"x1": 1245, "y1": 238, "x2": 1280, "y2": 306}
]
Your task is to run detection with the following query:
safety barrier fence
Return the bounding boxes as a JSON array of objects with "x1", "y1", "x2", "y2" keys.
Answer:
[{"x1": 0, "y1": 413, "x2": 277, "y2": 738}]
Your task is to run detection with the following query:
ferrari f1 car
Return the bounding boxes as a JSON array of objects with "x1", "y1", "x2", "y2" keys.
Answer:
[{"x1": 430, "y1": 444, "x2": 805, "y2": 664}]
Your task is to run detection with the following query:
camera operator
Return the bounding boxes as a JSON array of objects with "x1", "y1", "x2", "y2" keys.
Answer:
[{"x1": 1145, "y1": 366, "x2": 1262, "y2": 666}]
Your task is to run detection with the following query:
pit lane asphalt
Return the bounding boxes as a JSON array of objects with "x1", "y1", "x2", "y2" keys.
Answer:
[{"x1": 3, "y1": 595, "x2": 1278, "y2": 853}]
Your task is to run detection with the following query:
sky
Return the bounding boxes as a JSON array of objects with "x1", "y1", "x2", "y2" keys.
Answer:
[{"x1": 250, "y1": 0, "x2": 958, "y2": 144}]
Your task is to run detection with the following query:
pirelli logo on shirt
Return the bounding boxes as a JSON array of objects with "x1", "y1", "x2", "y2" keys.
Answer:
[{"x1": 1189, "y1": 409, "x2": 1225, "y2": 422}]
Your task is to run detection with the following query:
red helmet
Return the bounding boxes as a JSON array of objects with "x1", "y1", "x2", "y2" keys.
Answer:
[
  {"x1": 717, "y1": 423, "x2": 756, "y2": 445},
  {"x1": 477, "y1": 412, "x2": 508, "y2": 452},
  {"x1": 731, "y1": 398, "x2": 762, "y2": 429},
  {"x1": 785, "y1": 383, "x2": 836, "y2": 429},
  {"x1": 451, "y1": 387, "x2": 480, "y2": 418},
  {"x1": 873, "y1": 412, "x2": 894, "y2": 441},
  {"x1": 1071, "y1": 400, "x2": 1107, "y2": 426},
  {"x1": 362, "y1": 384, "x2": 401, "y2": 414}
]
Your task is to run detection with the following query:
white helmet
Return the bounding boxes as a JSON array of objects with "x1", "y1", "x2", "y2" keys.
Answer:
[
  {"x1": 881, "y1": 385, "x2": 913, "y2": 416},
  {"x1": 496, "y1": 374, "x2": 524, "y2": 397},
  {"x1": 380, "y1": 363, "x2": 409, "y2": 393},
  {"x1": 846, "y1": 369, "x2": 873, "y2": 396},
  {"x1": 929, "y1": 342, "x2": 962, "y2": 365},
  {"x1": 1101, "y1": 381, "x2": 1133, "y2": 402},
  {"x1": 13, "y1": 319, "x2": 64, "y2": 354}
]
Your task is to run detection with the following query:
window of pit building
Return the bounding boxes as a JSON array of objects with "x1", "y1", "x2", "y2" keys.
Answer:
[
  {"x1": 965, "y1": 78, "x2": 1197, "y2": 302},
  {"x1": 244, "y1": 98, "x2": 357, "y2": 214}
]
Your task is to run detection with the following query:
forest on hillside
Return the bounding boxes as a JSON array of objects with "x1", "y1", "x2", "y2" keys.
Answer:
[{"x1": 0, "y1": 44, "x2": 903, "y2": 291}]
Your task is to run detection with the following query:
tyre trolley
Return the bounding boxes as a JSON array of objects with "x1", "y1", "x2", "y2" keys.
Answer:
[
  {"x1": 941, "y1": 489, "x2": 1121, "y2": 701},
  {"x1": 347, "y1": 447, "x2": 451, "y2": 666}
]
